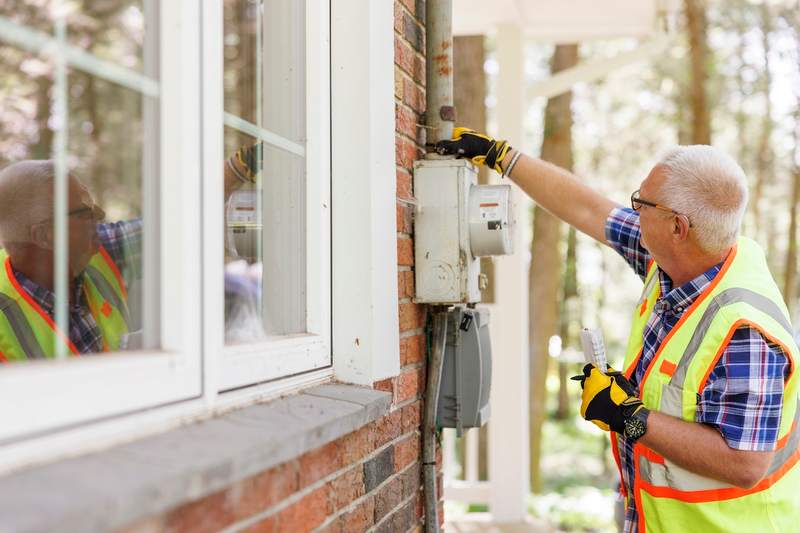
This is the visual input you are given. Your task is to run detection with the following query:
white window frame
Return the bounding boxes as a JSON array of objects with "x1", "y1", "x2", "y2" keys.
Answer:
[
  {"x1": 0, "y1": 0, "x2": 400, "y2": 472},
  {"x1": 210, "y1": 0, "x2": 332, "y2": 392},
  {"x1": 0, "y1": 0, "x2": 203, "y2": 446}
]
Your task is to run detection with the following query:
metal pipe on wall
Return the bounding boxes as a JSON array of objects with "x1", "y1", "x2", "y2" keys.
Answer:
[
  {"x1": 422, "y1": 2, "x2": 455, "y2": 530},
  {"x1": 425, "y1": 0, "x2": 454, "y2": 146},
  {"x1": 423, "y1": 308, "x2": 448, "y2": 533}
]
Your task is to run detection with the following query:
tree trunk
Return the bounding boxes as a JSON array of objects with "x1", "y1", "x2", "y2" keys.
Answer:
[
  {"x1": 529, "y1": 44, "x2": 578, "y2": 494},
  {"x1": 751, "y1": 3, "x2": 774, "y2": 244},
  {"x1": 453, "y1": 35, "x2": 491, "y2": 481},
  {"x1": 684, "y1": 0, "x2": 711, "y2": 144},
  {"x1": 32, "y1": 75, "x2": 54, "y2": 159}
]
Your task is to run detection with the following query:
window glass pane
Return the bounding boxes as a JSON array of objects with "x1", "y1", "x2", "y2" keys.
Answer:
[
  {"x1": 223, "y1": 0, "x2": 307, "y2": 344},
  {"x1": 0, "y1": 1, "x2": 157, "y2": 362}
]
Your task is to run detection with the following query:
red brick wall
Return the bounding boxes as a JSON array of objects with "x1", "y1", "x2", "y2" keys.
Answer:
[{"x1": 121, "y1": 3, "x2": 437, "y2": 532}]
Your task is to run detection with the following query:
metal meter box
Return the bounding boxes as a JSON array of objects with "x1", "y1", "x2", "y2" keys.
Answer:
[
  {"x1": 436, "y1": 306, "x2": 492, "y2": 435},
  {"x1": 226, "y1": 188, "x2": 261, "y2": 262},
  {"x1": 413, "y1": 158, "x2": 513, "y2": 304}
]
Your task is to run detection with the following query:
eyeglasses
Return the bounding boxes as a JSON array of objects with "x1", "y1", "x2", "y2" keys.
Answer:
[
  {"x1": 35, "y1": 204, "x2": 106, "y2": 227},
  {"x1": 630, "y1": 189, "x2": 693, "y2": 227}
]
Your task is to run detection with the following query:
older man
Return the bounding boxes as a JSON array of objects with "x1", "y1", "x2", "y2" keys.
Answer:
[
  {"x1": 0, "y1": 145, "x2": 261, "y2": 361},
  {"x1": 436, "y1": 129, "x2": 800, "y2": 532}
]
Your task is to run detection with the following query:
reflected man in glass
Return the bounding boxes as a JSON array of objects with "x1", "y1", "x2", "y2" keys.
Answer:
[{"x1": 0, "y1": 147, "x2": 259, "y2": 361}]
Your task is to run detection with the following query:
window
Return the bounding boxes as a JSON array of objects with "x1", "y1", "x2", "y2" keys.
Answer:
[
  {"x1": 218, "y1": 0, "x2": 331, "y2": 391},
  {"x1": 0, "y1": 0, "x2": 334, "y2": 467},
  {"x1": 0, "y1": 1, "x2": 201, "y2": 447}
]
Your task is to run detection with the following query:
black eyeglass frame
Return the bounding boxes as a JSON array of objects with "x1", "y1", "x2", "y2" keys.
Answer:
[{"x1": 630, "y1": 189, "x2": 693, "y2": 228}]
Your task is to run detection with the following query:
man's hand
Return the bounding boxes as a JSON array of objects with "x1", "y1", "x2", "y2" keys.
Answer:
[
  {"x1": 571, "y1": 363, "x2": 645, "y2": 433},
  {"x1": 434, "y1": 127, "x2": 512, "y2": 174}
]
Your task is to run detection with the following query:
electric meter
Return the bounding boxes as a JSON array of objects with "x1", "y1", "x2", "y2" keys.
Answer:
[
  {"x1": 226, "y1": 188, "x2": 261, "y2": 262},
  {"x1": 413, "y1": 158, "x2": 514, "y2": 304}
]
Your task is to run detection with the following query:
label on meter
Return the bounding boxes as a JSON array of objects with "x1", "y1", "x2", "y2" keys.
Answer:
[{"x1": 479, "y1": 190, "x2": 502, "y2": 230}]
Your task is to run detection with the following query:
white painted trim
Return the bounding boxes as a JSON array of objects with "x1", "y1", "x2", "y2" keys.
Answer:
[
  {"x1": 200, "y1": 0, "x2": 224, "y2": 406},
  {"x1": 219, "y1": 335, "x2": 331, "y2": 391},
  {"x1": 223, "y1": 113, "x2": 306, "y2": 157},
  {"x1": 528, "y1": 35, "x2": 672, "y2": 100},
  {"x1": 331, "y1": 0, "x2": 400, "y2": 385},
  {"x1": 0, "y1": 367, "x2": 333, "y2": 475},
  {"x1": 488, "y1": 23, "x2": 530, "y2": 523},
  {"x1": 218, "y1": 0, "x2": 332, "y2": 391}
]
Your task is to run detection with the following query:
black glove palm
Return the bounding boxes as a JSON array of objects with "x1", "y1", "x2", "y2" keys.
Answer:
[
  {"x1": 434, "y1": 127, "x2": 512, "y2": 174},
  {"x1": 571, "y1": 363, "x2": 644, "y2": 434}
]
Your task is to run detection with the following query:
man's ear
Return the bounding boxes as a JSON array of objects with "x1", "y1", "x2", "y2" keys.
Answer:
[
  {"x1": 30, "y1": 223, "x2": 53, "y2": 250},
  {"x1": 672, "y1": 214, "x2": 691, "y2": 241}
]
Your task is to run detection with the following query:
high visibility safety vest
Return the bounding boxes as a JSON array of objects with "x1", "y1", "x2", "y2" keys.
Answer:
[
  {"x1": 611, "y1": 237, "x2": 800, "y2": 532},
  {"x1": 0, "y1": 246, "x2": 130, "y2": 361}
]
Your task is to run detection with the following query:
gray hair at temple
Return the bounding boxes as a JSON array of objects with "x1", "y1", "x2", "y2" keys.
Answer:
[
  {"x1": 656, "y1": 145, "x2": 749, "y2": 255},
  {"x1": 0, "y1": 160, "x2": 58, "y2": 245}
]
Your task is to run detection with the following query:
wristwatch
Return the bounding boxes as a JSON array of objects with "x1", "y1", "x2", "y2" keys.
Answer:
[{"x1": 623, "y1": 406, "x2": 650, "y2": 443}]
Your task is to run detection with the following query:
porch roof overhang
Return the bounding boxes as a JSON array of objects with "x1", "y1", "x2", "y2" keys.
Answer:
[
  {"x1": 452, "y1": 0, "x2": 684, "y2": 101},
  {"x1": 453, "y1": 0, "x2": 683, "y2": 41}
]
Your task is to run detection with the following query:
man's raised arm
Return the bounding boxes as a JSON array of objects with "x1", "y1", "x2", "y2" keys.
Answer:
[{"x1": 435, "y1": 128, "x2": 619, "y2": 245}]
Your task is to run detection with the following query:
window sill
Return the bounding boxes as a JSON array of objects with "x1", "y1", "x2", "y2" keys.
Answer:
[{"x1": 0, "y1": 383, "x2": 391, "y2": 532}]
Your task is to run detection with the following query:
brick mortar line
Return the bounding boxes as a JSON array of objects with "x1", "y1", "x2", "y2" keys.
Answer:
[
  {"x1": 395, "y1": 1, "x2": 425, "y2": 29},
  {"x1": 397, "y1": 266, "x2": 412, "y2": 273},
  {"x1": 399, "y1": 327, "x2": 424, "y2": 338},
  {"x1": 222, "y1": 428, "x2": 423, "y2": 533},
  {"x1": 394, "y1": 28, "x2": 427, "y2": 64},
  {"x1": 400, "y1": 361, "x2": 424, "y2": 373},
  {"x1": 393, "y1": 60, "x2": 426, "y2": 83},
  {"x1": 394, "y1": 130, "x2": 424, "y2": 149},
  {"x1": 309, "y1": 458, "x2": 420, "y2": 533},
  {"x1": 394, "y1": 94, "x2": 426, "y2": 115},
  {"x1": 391, "y1": 396, "x2": 424, "y2": 412},
  {"x1": 366, "y1": 488, "x2": 421, "y2": 533},
  {"x1": 394, "y1": 69, "x2": 427, "y2": 96}
]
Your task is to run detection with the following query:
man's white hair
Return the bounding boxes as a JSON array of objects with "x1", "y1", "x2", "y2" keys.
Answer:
[
  {"x1": 656, "y1": 145, "x2": 749, "y2": 254},
  {"x1": 0, "y1": 160, "x2": 57, "y2": 245}
]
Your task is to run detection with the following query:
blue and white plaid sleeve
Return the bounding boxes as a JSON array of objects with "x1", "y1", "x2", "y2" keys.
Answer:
[
  {"x1": 96, "y1": 218, "x2": 143, "y2": 284},
  {"x1": 697, "y1": 327, "x2": 789, "y2": 451},
  {"x1": 604, "y1": 206, "x2": 652, "y2": 280}
]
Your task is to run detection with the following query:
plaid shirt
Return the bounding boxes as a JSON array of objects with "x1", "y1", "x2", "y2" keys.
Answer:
[
  {"x1": 605, "y1": 207, "x2": 789, "y2": 533},
  {"x1": 12, "y1": 219, "x2": 142, "y2": 354}
]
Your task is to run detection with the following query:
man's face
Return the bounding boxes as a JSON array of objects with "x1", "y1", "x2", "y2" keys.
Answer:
[
  {"x1": 33, "y1": 177, "x2": 102, "y2": 274},
  {"x1": 637, "y1": 166, "x2": 673, "y2": 263},
  {"x1": 66, "y1": 178, "x2": 102, "y2": 274}
]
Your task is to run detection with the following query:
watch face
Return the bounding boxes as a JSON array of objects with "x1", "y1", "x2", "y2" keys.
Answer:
[{"x1": 625, "y1": 417, "x2": 647, "y2": 440}]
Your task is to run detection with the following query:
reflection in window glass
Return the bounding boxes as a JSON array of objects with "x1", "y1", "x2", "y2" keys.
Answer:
[
  {"x1": 223, "y1": 0, "x2": 307, "y2": 344},
  {"x1": 0, "y1": 1, "x2": 155, "y2": 361}
]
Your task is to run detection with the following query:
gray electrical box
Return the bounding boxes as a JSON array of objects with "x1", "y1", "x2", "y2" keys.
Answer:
[{"x1": 436, "y1": 306, "x2": 492, "y2": 435}]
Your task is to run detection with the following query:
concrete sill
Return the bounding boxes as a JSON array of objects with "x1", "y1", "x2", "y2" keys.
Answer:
[{"x1": 0, "y1": 383, "x2": 392, "y2": 533}]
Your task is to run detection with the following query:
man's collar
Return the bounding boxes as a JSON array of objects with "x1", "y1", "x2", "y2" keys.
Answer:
[{"x1": 656, "y1": 260, "x2": 723, "y2": 314}]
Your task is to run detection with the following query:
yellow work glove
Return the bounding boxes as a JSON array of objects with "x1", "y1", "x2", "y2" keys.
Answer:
[
  {"x1": 227, "y1": 142, "x2": 263, "y2": 184},
  {"x1": 571, "y1": 363, "x2": 646, "y2": 434},
  {"x1": 434, "y1": 127, "x2": 512, "y2": 174}
]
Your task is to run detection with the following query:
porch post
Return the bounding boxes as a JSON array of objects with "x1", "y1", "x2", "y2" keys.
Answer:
[{"x1": 488, "y1": 22, "x2": 531, "y2": 523}]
